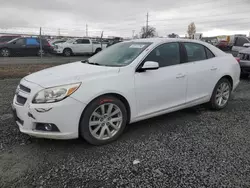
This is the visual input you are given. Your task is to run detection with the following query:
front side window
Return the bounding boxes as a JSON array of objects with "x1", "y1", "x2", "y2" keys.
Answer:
[
  {"x1": 144, "y1": 42, "x2": 180, "y2": 67},
  {"x1": 76, "y1": 39, "x2": 83, "y2": 44},
  {"x1": 16, "y1": 38, "x2": 26, "y2": 45},
  {"x1": 87, "y1": 42, "x2": 152, "y2": 67},
  {"x1": 183, "y1": 43, "x2": 206, "y2": 62},
  {"x1": 82, "y1": 39, "x2": 90, "y2": 44}
]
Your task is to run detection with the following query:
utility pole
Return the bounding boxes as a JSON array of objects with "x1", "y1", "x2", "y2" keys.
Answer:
[
  {"x1": 146, "y1": 12, "x2": 149, "y2": 38},
  {"x1": 132, "y1": 30, "x2": 135, "y2": 39},
  {"x1": 39, "y1": 27, "x2": 43, "y2": 61},
  {"x1": 86, "y1": 24, "x2": 88, "y2": 37}
]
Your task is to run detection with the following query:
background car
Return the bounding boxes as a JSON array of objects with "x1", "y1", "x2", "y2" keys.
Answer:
[
  {"x1": 53, "y1": 38, "x2": 107, "y2": 56},
  {"x1": 237, "y1": 47, "x2": 250, "y2": 78},
  {"x1": 0, "y1": 37, "x2": 53, "y2": 57}
]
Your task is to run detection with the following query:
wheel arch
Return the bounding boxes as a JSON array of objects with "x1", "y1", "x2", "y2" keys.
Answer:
[
  {"x1": 63, "y1": 47, "x2": 73, "y2": 53},
  {"x1": 78, "y1": 92, "x2": 131, "y2": 135},
  {"x1": 220, "y1": 75, "x2": 233, "y2": 90}
]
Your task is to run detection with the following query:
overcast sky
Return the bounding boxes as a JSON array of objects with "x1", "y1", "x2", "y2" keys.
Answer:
[{"x1": 0, "y1": 0, "x2": 249, "y2": 37}]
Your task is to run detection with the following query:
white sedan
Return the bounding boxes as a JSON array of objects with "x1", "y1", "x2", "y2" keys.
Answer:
[{"x1": 12, "y1": 38, "x2": 240, "y2": 145}]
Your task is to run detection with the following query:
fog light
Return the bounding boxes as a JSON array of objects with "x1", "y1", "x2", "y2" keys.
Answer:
[
  {"x1": 44, "y1": 124, "x2": 52, "y2": 131},
  {"x1": 36, "y1": 123, "x2": 60, "y2": 132}
]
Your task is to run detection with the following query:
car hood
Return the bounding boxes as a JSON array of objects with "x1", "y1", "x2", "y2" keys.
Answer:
[
  {"x1": 239, "y1": 47, "x2": 250, "y2": 54},
  {"x1": 24, "y1": 61, "x2": 120, "y2": 88}
]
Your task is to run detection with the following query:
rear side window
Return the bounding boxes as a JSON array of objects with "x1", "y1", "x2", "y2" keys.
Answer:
[
  {"x1": 183, "y1": 43, "x2": 206, "y2": 62},
  {"x1": 205, "y1": 47, "x2": 215, "y2": 59},
  {"x1": 26, "y1": 38, "x2": 39, "y2": 45}
]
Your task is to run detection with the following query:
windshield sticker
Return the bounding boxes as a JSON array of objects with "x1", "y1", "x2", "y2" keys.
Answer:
[{"x1": 129, "y1": 44, "x2": 145, "y2": 49}]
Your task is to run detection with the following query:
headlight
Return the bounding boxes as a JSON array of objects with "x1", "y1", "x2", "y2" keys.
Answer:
[{"x1": 33, "y1": 83, "x2": 81, "y2": 103}]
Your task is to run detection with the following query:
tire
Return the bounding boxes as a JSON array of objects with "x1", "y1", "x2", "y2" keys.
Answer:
[
  {"x1": 80, "y1": 95, "x2": 127, "y2": 145},
  {"x1": 240, "y1": 73, "x2": 249, "y2": 79},
  {"x1": 95, "y1": 48, "x2": 102, "y2": 54},
  {"x1": 63, "y1": 48, "x2": 72, "y2": 57},
  {"x1": 0, "y1": 48, "x2": 11, "y2": 57},
  {"x1": 208, "y1": 78, "x2": 232, "y2": 110}
]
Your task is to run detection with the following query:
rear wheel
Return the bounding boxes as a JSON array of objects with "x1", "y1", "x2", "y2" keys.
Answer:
[
  {"x1": 63, "y1": 48, "x2": 72, "y2": 57},
  {"x1": 208, "y1": 78, "x2": 232, "y2": 110},
  {"x1": 0, "y1": 48, "x2": 11, "y2": 57},
  {"x1": 80, "y1": 95, "x2": 127, "y2": 145}
]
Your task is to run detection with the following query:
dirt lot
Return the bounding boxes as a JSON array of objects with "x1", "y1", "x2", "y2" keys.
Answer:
[{"x1": 1, "y1": 79, "x2": 250, "y2": 188}]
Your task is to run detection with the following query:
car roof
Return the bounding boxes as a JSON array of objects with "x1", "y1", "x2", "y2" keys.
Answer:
[{"x1": 130, "y1": 37, "x2": 227, "y2": 57}]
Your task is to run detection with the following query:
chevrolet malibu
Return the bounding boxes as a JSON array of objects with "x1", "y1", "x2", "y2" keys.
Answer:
[{"x1": 12, "y1": 38, "x2": 240, "y2": 145}]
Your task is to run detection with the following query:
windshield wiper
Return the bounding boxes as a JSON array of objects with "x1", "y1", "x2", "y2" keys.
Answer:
[{"x1": 81, "y1": 59, "x2": 101, "y2": 66}]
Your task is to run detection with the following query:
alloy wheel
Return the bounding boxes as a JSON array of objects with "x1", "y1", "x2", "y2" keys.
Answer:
[
  {"x1": 89, "y1": 103, "x2": 123, "y2": 140},
  {"x1": 1, "y1": 49, "x2": 10, "y2": 57},
  {"x1": 215, "y1": 82, "x2": 230, "y2": 107}
]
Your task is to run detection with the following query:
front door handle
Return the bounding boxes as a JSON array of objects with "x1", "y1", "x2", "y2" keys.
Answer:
[
  {"x1": 211, "y1": 67, "x2": 217, "y2": 71},
  {"x1": 176, "y1": 74, "x2": 186, "y2": 79}
]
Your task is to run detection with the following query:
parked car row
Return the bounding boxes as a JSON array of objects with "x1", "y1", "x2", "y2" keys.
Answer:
[{"x1": 0, "y1": 36, "x2": 107, "y2": 57}]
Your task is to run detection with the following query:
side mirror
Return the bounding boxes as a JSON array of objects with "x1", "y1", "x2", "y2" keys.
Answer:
[
  {"x1": 243, "y1": 43, "x2": 250, "y2": 47},
  {"x1": 138, "y1": 61, "x2": 159, "y2": 72}
]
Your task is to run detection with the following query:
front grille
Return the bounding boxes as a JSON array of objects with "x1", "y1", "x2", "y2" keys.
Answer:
[
  {"x1": 19, "y1": 84, "x2": 31, "y2": 93},
  {"x1": 16, "y1": 95, "x2": 27, "y2": 105},
  {"x1": 240, "y1": 53, "x2": 250, "y2": 60}
]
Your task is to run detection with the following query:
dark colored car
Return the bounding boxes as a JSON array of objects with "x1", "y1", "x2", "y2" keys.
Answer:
[
  {"x1": 0, "y1": 35, "x2": 21, "y2": 44},
  {"x1": 237, "y1": 47, "x2": 250, "y2": 78},
  {"x1": 0, "y1": 37, "x2": 53, "y2": 57}
]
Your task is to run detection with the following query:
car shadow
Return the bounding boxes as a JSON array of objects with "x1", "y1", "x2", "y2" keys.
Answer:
[{"x1": 29, "y1": 105, "x2": 204, "y2": 149}]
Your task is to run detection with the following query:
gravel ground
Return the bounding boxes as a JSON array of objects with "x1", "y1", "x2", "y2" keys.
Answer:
[{"x1": 1, "y1": 79, "x2": 250, "y2": 188}]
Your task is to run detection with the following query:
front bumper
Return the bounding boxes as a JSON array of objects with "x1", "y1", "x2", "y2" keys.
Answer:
[
  {"x1": 12, "y1": 79, "x2": 86, "y2": 139},
  {"x1": 53, "y1": 48, "x2": 63, "y2": 54}
]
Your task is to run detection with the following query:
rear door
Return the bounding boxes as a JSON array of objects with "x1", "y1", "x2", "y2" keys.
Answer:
[
  {"x1": 182, "y1": 42, "x2": 219, "y2": 103},
  {"x1": 135, "y1": 42, "x2": 188, "y2": 117},
  {"x1": 25, "y1": 38, "x2": 40, "y2": 55}
]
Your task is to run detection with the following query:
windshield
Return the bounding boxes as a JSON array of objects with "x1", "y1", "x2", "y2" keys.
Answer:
[{"x1": 87, "y1": 41, "x2": 152, "y2": 67}]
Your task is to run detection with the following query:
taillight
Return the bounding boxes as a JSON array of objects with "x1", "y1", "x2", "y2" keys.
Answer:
[{"x1": 235, "y1": 57, "x2": 240, "y2": 63}]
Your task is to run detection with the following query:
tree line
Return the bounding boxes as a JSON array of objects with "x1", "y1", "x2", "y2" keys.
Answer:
[{"x1": 139, "y1": 22, "x2": 196, "y2": 39}]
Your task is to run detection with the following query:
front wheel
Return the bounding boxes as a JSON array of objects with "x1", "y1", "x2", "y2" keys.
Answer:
[
  {"x1": 80, "y1": 96, "x2": 127, "y2": 145},
  {"x1": 63, "y1": 48, "x2": 72, "y2": 57},
  {"x1": 0, "y1": 48, "x2": 11, "y2": 57},
  {"x1": 208, "y1": 78, "x2": 232, "y2": 110}
]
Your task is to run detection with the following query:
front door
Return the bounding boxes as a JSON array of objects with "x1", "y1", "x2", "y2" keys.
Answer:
[
  {"x1": 73, "y1": 39, "x2": 92, "y2": 54},
  {"x1": 135, "y1": 42, "x2": 187, "y2": 117}
]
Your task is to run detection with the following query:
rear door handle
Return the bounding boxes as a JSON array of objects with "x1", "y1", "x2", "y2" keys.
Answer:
[
  {"x1": 211, "y1": 67, "x2": 217, "y2": 71},
  {"x1": 176, "y1": 74, "x2": 186, "y2": 79}
]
